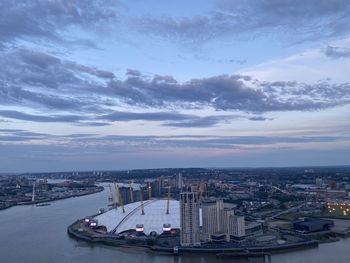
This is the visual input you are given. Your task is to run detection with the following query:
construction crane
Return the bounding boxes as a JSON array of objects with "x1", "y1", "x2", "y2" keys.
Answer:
[
  {"x1": 148, "y1": 182, "x2": 152, "y2": 200},
  {"x1": 129, "y1": 183, "x2": 134, "y2": 203},
  {"x1": 140, "y1": 188, "x2": 145, "y2": 215},
  {"x1": 166, "y1": 183, "x2": 171, "y2": 214},
  {"x1": 115, "y1": 183, "x2": 125, "y2": 213}
]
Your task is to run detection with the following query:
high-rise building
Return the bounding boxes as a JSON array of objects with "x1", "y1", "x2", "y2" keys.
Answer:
[
  {"x1": 201, "y1": 199, "x2": 224, "y2": 240},
  {"x1": 201, "y1": 199, "x2": 245, "y2": 242},
  {"x1": 221, "y1": 208, "x2": 235, "y2": 240},
  {"x1": 228, "y1": 215, "x2": 245, "y2": 241},
  {"x1": 176, "y1": 173, "x2": 184, "y2": 190},
  {"x1": 180, "y1": 190, "x2": 200, "y2": 246}
]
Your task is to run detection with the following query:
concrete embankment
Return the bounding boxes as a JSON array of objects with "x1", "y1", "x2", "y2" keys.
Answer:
[{"x1": 67, "y1": 220, "x2": 318, "y2": 257}]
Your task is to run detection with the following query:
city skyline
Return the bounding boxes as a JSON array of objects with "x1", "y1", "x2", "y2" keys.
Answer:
[{"x1": 0, "y1": 0, "x2": 350, "y2": 172}]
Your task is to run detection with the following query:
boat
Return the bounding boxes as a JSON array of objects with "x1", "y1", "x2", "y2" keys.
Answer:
[{"x1": 36, "y1": 203, "x2": 51, "y2": 207}]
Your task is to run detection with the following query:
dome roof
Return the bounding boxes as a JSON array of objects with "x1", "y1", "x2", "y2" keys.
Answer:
[{"x1": 95, "y1": 199, "x2": 180, "y2": 235}]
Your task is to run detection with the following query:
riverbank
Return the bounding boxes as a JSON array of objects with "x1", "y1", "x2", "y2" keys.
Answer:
[
  {"x1": 0, "y1": 186, "x2": 104, "y2": 211},
  {"x1": 3, "y1": 185, "x2": 350, "y2": 263},
  {"x1": 67, "y1": 219, "x2": 318, "y2": 257}
]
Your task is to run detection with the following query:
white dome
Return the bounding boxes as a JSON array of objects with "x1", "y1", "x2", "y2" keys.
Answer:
[{"x1": 95, "y1": 199, "x2": 180, "y2": 235}]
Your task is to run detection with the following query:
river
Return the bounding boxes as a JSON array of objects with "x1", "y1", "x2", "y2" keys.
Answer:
[{"x1": 1, "y1": 185, "x2": 349, "y2": 263}]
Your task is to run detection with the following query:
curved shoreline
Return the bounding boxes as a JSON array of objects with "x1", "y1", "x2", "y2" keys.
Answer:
[
  {"x1": 1, "y1": 186, "x2": 104, "y2": 211},
  {"x1": 67, "y1": 220, "x2": 318, "y2": 257}
]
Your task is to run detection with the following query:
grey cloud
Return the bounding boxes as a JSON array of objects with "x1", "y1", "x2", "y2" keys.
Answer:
[
  {"x1": 164, "y1": 115, "x2": 240, "y2": 128},
  {"x1": 74, "y1": 122, "x2": 112, "y2": 127},
  {"x1": 0, "y1": 130, "x2": 99, "y2": 143},
  {"x1": 0, "y1": 108, "x2": 241, "y2": 128},
  {"x1": 0, "y1": 131, "x2": 349, "y2": 173},
  {"x1": 1, "y1": 48, "x2": 349, "y2": 128},
  {"x1": 0, "y1": 129, "x2": 51, "y2": 142},
  {"x1": 0, "y1": 135, "x2": 42, "y2": 142},
  {"x1": 126, "y1": 69, "x2": 143, "y2": 77},
  {"x1": 325, "y1": 46, "x2": 350, "y2": 59},
  {"x1": 249, "y1": 116, "x2": 269, "y2": 121},
  {"x1": 0, "y1": 129, "x2": 23, "y2": 132},
  {"x1": 194, "y1": 54, "x2": 247, "y2": 65},
  {"x1": 113, "y1": 134, "x2": 350, "y2": 149},
  {"x1": 2, "y1": 132, "x2": 348, "y2": 150},
  {"x1": 0, "y1": 49, "x2": 113, "y2": 113},
  {"x1": 98, "y1": 111, "x2": 244, "y2": 128},
  {"x1": 99, "y1": 111, "x2": 192, "y2": 122},
  {"x1": 108, "y1": 74, "x2": 350, "y2": 112},
  {"x1": 64, "y1": 134, "x2": 98, "y2": 138},
  {"x1": 135, "y1": 0, "x2": 350, "y2": 46},
  {"x1": 0, "y1": 0, "x2": 117, "y2": 45},
  {"x1": 66, "y1": 62, "x2": 115, "y2": 79},
  {"x1": 0, "y1": 110, "x2": 86, "y2": 123}
]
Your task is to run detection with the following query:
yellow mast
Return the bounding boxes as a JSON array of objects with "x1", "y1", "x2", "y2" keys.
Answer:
[
  {"x1": 140, "y1": 188, "x2": 145, "y2": 215},
  {"x1": 129, "y1": 183, "x2": 134, "y2": 203},
  {"x1": 166, "y1": 183, "x2": 171, "y2": 214}
]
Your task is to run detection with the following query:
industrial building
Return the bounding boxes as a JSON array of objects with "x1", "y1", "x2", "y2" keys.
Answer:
[{"x1": 293, "y1": 219, "x2": 334, "y2": 233}]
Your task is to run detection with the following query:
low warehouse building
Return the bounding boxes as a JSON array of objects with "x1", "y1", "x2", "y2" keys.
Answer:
[{"x1": 293, "y1": 219, "x2": 334, "y2": 233}]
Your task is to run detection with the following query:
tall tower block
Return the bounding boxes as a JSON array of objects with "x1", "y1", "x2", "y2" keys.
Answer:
[{"x1": 180, "y1": 190, "x2": 200, "y2": 246}]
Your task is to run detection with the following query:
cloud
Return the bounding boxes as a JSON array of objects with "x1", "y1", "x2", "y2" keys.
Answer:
[
  {"x1": 194, "y1": 54, "x2": 246, "y2": 65},
  {"x1": 0, "y1": 108, "x2": 241, "y2": 128},
  {"x1": 0, "y1": 0, "x2": 118, "y2": 45},
  {"x1": 74, "y1": 122, "x2": 111, "y2": 127},
  {"x1": 163, "y1": 115, "x2": 240, "y2": 128},
  {"x1": 0, "y1": 49, "x2": 114, "y2": 113},
  {"x1": 99, "y1": 111, "x2": 194, "y2": 122},
  {"x1": 249, "y1": 116, "x2": 269, "y2": 121},
  {"x1": 1, "y1": 130, "x2": 349, "y2": 150},
  {"x1": 0, "y1": 129, "x2": 50, "y2": 142},
  {"x1": 325, "y1": 45, "x2": 350, "y2": 58},
  {"x1": 0, "y1": 110, "x2": 86, "y2": 123},
  {"x1": 1, "y1": 130, "x2": 349, "y2": 172},
  {"x1": 1, "y1": 48, "x2": 349, "y2": 128},
  {"x1": 98, "y1": 111, "x2": 243, "y2": 127},
  {"x1": 108, "y1": 73, "x2": 350, "y2": 112},
  {"x1": 135, "y1": 0, "x2": 350, "y2": 46}
]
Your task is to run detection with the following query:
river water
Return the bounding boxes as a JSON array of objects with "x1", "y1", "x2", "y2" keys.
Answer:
[{"x1": 1, "y1": 185, "x2": 349, "y2": 263}]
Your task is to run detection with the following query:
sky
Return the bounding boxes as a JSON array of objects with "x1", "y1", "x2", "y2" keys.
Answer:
[{"x1": 0, "y1": 0, "x2": 350, "y2": 173}]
